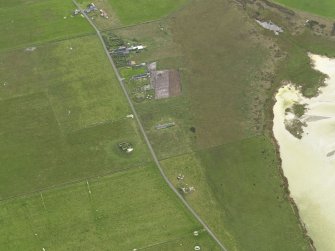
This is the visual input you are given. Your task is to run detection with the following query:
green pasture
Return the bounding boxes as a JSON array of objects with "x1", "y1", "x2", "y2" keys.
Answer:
[
  {"x1": 0, "y1": 0, "x2": 93, "y2": 50},
  {"x1": 143, "y1": 232, "x2": 221, "y2": 251},
  {"x1": 162, "y1": 136, "x2": 311, "y2": 250},
  {"x1": 0, "y1": 35, "x2": 154, "y2": 198},
  {"x1": 171, "y1": 0, "x2": 271, "y2": 150},
  {"x1": 0, "y1": 166, "x2": 215, "y2": 250},
  {"x1": 272, "y1": 0, "x2": 335, "y2": 18},
  {"x1": 199, "y1": 136, "x2": 310, "y2": 250},
  {"x1": 104, "y1": 0, "x2": 188, "y2": 25},
  {"x1": 136, "y1": 97, "x2": 195, "y2": 159},
  {"x1": 0, "y1": 35, "x2": 130, "y2": 130},
  {"x1": 0, "y1": 93, "x2": 150, "y2": 198}
]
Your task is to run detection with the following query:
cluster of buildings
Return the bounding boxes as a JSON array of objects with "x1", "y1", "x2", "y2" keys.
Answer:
[
  {"x1": 111, "y1": 45, "x2": 146, "y2": 56},
  {"x1": 73, "y1": 3, "x2": 109, "y2": 19}
]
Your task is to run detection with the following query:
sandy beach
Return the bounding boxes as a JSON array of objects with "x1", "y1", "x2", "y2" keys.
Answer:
[{"x1": 273, "y1": 54, "x2": 335, "y2": 251}]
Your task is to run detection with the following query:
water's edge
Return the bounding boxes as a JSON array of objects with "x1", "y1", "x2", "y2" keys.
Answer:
[
  {"x1": 273, "y1": 54, "x2": 335, "y2": 251},
  {"x1": 268, "y1": 109, "x2": 316, "y2": 251}
]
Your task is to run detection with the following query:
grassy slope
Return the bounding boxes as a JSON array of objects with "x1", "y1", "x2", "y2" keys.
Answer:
[
  {"x1": 0, "y1": 35, "x2": 154, "y2": 198},
  {"x1": 105, "y1": 0, "x2": 188, "y2": 25},
  {"x1": 161, "y1": 137, "x2": 310, "y2": 251},
  {"x1": 0, "y1": 165, "x2": 220, "y2": 250},
  {"x1": 272, "y1": 0, "x2": 335, "y2": 18},
  {"x1": 200, "y1": 136, "x2": 309, "y2": 250},
  {"x1": 0, "y1": 0, "x2": 93, "y2": 50},
  {"x1": 171, "y1": 0, "x2": 269, "y2": 149}
]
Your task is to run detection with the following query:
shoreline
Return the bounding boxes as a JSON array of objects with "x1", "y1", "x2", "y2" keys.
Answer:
[
  {"x1": 271, "y1": 54, "x2": 335, "y2": 251},
  {"x1": 266, "y1": 98, "x2": 316, "y2": 251}
]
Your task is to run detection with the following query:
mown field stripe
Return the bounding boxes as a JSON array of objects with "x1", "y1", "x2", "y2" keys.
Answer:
[
  {"x1": 72, "y1": 1, "x2": 227, "y2": 250},
  {"x1": 0, "y1": 31, "x2": 95, "y2": 54},
  {"x1": 0, "y1": 162, "x2": 151, "y2": 203}
]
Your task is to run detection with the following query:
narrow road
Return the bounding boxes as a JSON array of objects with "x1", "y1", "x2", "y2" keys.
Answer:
[{"x1": 72, "y1": 1, "x2": 227, "y2": 250}]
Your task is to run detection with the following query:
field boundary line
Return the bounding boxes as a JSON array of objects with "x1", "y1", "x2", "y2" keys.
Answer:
[
  {"x1": 158, "y1": 133, "x2": 264, "y2": 162},
  {"x1": 72, "y1": 1, "x2": 227, "y2": 250},
  {"x1": 0, "y1": 162, "x2": 151, "y2": 203},
  {"x1": 95, "y1": 0, "x2": 195, "y2": 33},
  {"x1": 137, "y1": 228, "x2": 205, "y2": 250},
  {"x1": 45, "y1": 90, "x2": 65, "y2": 136},
  {"x1": 0, "y1": 31, "x2": 96, "y2": 55}
]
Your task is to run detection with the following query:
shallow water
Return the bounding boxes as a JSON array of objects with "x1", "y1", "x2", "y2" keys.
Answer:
[{"x1": 273, "y1": 54, "x2": 335, "y2": 251}]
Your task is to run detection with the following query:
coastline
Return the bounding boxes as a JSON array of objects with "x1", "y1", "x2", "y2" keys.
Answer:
[
  {"x1": 271, "y1": 54, "x2": 335, "y2": 251},
  {"x1": 266, "y1": 97, "x2": 316, "y2": 251}
]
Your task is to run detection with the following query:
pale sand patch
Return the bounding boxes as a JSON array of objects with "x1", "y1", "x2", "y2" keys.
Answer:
[{"x1": 273, "y1": 54, "x2": 335, "y2": 251}]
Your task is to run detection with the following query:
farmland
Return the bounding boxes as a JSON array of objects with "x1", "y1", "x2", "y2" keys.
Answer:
[
  {"x1": 103, "y1": 0, "x2": 335, "y2": 249},
  {"x1": 273, "y1": 0, "x2": 335, "y2": 18},
  {"x1": 103, "y1": 0, "x2": 188, "y2": 25},
  {"x1": 162, "y1": 137, "x2": 311, "y2": 250},
  {"x1": 0, "y1": 35, "x2": 155, "y2": 199},
  {"x1": 76, "y1": 0, "x2": 189, "y2": 29},
  {"x1": 2, "y1": 0, "x2": 335, "y2": 249},
  {"x1": 0, "y1": 0, "x2": 223, "y2": 250},
  {"x1": 0, "y1": 0, "x2": 93, "y2": 50},
  {"x1": 0, "y1": 165, "x2": 219, "y2": 250}
]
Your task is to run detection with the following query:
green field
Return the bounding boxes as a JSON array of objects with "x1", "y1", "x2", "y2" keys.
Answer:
[
  {"x1": 105, "y1": 0, "x2": 188, "y2": 25},
  {"x1": 272, "y1": 0, "x2": 335, "y2": 18},
  {"x1": 105, "y1": 0, "x2": 335, "y2": 249},
  {"x1": 161, "y1": 136, "x2": 311, "y2": 250},
  {"x1": 3, "y1": 0, "x2": 335, "y2": 249},
  {"x1": 0, "y1": 165, "x2": 219, "y2": 250},
  {"x1": 0, "y1": 1, "x2": 224, "y2": 250},
  {"x1": 0, "y1": 34, "x2": 155, "y2": 198},
  {"x1": 0, "y1": 0, "x2": 93, "y2": 50}
]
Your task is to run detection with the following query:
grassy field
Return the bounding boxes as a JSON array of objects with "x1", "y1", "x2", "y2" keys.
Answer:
[
  {"x1": 0, "y1": 0, "x2": 93, "y2": 50},
  {"x1": 272, "y1": 0, "x2": 335, "y2": 18},
  {"x1": 0, "y1": 1, "x2": 223, "y2": 250},
  {"x1": 0, "y1": 92, "x2": 151, "y2": 198},
  {"x1": 77, "y1": 0, "x2": 189, "y2": 28},
  {"x1": 161, "y1": 136, "x2": 311, "y2": 250},
  {"x1": 1, "y1": 35, "x2": 131, "y2": 131},
  {"x1": 0, "y1": 165, "x2": 220, "y2": 250},
  {"x1": 3, "y1": 0, "x2": 335, "y2": 249},
  {"x1": 0, "y1": 34, "x2": 156, "y2": 198},
  {"x1": 171, "y1": 0, "x2": 271, "y2": 150},
  {"x1": 199, "y1": 137, "x2": 310, "y2": 250},
  {"x1": 101, "y1": 0, "x2": 335, "y2": 249},
  {"x1": 104, "y1": 0, "x2": 188, "y2": 25}
]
